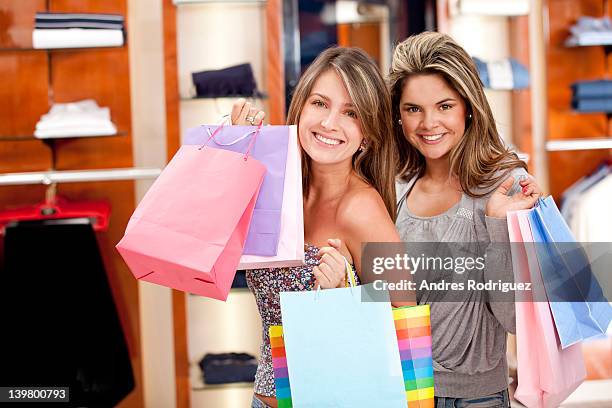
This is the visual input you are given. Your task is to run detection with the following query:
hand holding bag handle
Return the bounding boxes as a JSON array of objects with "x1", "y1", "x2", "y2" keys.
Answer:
[
  {"x1": 314, "y1": 255, "x2": 357, "y2": 292},
  {"x1": 199, "y1": 121, "x2": 263, "y2": 161}
]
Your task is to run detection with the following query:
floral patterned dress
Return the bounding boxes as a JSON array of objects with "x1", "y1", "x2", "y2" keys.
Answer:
[{"x1": 245, "y1": 243, "x2": 359, "y2": 397}]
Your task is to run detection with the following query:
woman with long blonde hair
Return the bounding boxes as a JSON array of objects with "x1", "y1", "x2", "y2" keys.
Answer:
[{"x1": 233, "y1": 46, "x2": 407, "y2": 408}]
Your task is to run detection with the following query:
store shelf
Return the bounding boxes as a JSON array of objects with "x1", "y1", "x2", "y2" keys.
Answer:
[
  {"x1": 174, "y1": 0, "x2": 265, "y2": 5},
  {"x1": 188, "y1": 288, "x2": 250, "y2": 296},
  {"x1": 180, "y1": 94, "x2": 267, "y2": 102},
  {"x1": 229, "y1": 287, "x2": 250, "y2": 293},
  {"x1": 0, "y1": 45, "x2": 125, "y2": 52},
  {"x1": 0, "y1": 131, "x2": 126, "y2": 141},
  {"x1": 546, "y1": 138, "x2": 612, "y2": 151},
  {"x1": 565, "y1": 40, "x2": 612, "y2": 48},
  {"x1": 193, "y1": 379, "x2": 254, "y2": 391},
  {"x1": 483, "y1": 88, "x2": 530, "y2": 93},
  {"x1": 193, "y1": 382, "x2": 254, "y2": 391}
]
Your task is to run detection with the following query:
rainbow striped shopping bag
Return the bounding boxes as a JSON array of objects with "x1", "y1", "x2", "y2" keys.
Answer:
[
  {"x1": 393, "y1": 305, "x2": 435, "y2": 407},
  {"x1": 269, "y1": 326, "x2": 292, "y2": 408},
  {"x1": 269, "y1": 304, "x2": 434, "y2": 407}
]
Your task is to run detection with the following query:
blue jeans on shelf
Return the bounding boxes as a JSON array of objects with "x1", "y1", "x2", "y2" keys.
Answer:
[{"x1": 435, "y1": 389, "x2": 510, "y2": 408}]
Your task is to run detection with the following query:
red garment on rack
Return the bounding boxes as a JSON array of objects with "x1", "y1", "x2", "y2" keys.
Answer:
[{"x1": 0, "y1": 196, "x2": 110, "y2": 234}]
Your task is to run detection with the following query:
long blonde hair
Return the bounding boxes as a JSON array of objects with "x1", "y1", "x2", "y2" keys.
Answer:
[
  {"x1": 388, "y1": 31, "x2": 526, "y2": 196},
  {"x1": 287, "y1": 47, "x2": 398, "y2": 219}
]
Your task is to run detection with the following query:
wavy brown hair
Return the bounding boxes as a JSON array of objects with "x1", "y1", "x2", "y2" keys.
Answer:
[
  {"x1": 388, "y1": 31, "x2": 526, "y2": 197},
  {"x1": 287, "y1": 47, "x2": 398, "y2": 219}
]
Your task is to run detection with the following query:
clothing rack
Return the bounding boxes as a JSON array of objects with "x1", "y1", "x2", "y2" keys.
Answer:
[
  {"x1": 0, "y1": 168, "x2": 161, "y2": 186},
  {"x1": 173, "y1": 0, "x2": 266, "y2": 5}
]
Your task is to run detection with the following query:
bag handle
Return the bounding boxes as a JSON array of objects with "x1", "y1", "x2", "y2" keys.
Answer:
[
  {"x1": 204, "y1": 125, "x2": 257, "y2": 146},
  {"x1": 344, "y1": 257, "x2": 357, "y2": 288},
  {"x1": 314, "y1": 256, "x2": 358, "y2": 301},
  {"x1": 198, "y1": 121, "x2": 263, "y2": 161}
]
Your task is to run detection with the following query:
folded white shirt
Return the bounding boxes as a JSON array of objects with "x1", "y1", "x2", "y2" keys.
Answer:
[
  {"x1": 32, "y1": 28, "x2": 123, "y2": 49},
  {"x1": 35, "y1": 125, "x2": 117, "y2": 138},
  {"x1": 35, "y1": 99, "x2": 117, "y2": 138},
  {"x1": 47, "y1": 99, "x2": 101, "y2": 115},
  {"x1": 37, "y1": 109, "x2": 111, "y2": 130}
]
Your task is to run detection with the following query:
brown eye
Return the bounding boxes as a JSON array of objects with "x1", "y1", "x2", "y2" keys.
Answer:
[{"x1": 312, "y1": 99, "x2": 326, "y2": 108}]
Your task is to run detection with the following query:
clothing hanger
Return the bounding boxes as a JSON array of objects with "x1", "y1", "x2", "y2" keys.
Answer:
[{"x1": 0, "y1": 182, "x2": 110, "y2": 234}]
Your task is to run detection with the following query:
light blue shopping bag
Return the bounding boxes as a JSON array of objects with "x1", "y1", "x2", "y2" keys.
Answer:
[
  {"x1": 279, "y1": 283, "x2": 406, "y2": 408},
  {"x1": 527, "y1": 196, "x2": 612, "y2": 348}
]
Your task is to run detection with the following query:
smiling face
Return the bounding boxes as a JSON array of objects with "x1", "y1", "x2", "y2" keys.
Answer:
[
  {"x1": 399, "y1": 73, "x2": 467, "y2": 162},
  {"x1": 297, "y1": 69, "x2": 364, "y2": 166}
]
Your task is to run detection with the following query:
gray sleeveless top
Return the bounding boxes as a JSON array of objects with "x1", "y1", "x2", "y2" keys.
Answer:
[{"x1": 395, "y1": 168, "x2": 526, "y2": 398}]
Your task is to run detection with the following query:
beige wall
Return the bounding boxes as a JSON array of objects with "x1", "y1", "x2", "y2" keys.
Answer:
[
  {"x1": 448, "y1": 14, "x2": 514, "y2": 144},
  {"x1": 127, "y1": 1, "x2": 176, "y2": 407},
  {"x1": 176, "y1": 3, "x2": 268, "y2": 134}
]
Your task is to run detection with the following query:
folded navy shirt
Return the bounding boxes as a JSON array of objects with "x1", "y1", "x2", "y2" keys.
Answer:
[
  {"x1": 191, "y1": 63, "x2": 262, "y2": 98},
  {"x1": 199, "y1": 352, "x2": 258, "y2": 385}
]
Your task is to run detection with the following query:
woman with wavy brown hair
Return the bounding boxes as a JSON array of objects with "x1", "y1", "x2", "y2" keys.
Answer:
[{"x1": 389, "y1": 31, "x2": 541, "y2": 406}]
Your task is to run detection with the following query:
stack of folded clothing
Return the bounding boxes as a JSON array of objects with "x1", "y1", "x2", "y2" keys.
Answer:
[
  {"x1": 32, "y1": 12, "x2": 124, "y2": 49},
  {"x1": 473, "y1": 57, "x2": 529, "y2": 90},
  {"x1": 571, "y1": 80, "x2": 612, "y2": 113},
  {"x1": 35, "y1": 99, "x2": 117, "y2": 138},
  {"x1": 566, "y1": 16, "x2": 612, "y2": 46},
  {"x1": 198, "y1": 353, "x2": 258, "y2": 385},
  {"x1": 191, "y1": 63, "x2": 262, "y2": 98}
]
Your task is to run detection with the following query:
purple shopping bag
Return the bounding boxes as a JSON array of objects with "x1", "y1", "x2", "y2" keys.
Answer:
[{"x1": 184, "y1": 125, "x2": 289, "y2": 257}]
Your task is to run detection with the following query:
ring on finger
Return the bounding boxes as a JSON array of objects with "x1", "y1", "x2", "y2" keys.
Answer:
[{"x1": 245, "y1": 115, "x2": 255, "y2": 125}]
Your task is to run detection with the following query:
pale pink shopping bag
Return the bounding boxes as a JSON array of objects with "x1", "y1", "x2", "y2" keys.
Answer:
[
  {"x1": 238, "y1": 125, "x2": 305, "y2": 269},
  {"x1": 508, "y1": 210, "x2": 586, "y2": 408},
  {"x1": 116, "y1": 144, "x2": 265, "y2": 301}
]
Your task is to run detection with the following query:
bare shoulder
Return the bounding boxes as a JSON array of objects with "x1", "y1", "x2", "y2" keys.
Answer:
[
  {"x1": 335, "y1": 178, "x2": 401, "y2": 273},
  {"x1": 336, "y1": 181, "x2": 394, "y2": 233}
]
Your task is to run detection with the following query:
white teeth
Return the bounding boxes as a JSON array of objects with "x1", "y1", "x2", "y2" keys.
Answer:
[
  {"x1": 315, "y1": 133, "x2": 341, "y2": 146},
  {"x1": 422, "y1": 133, "x2": 443, "y2": 141}
]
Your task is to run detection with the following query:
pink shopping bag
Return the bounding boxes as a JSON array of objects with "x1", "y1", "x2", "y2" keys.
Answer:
[
  {"x1": 508, "y1": 210, "x2": 586, "y2": 408},
  {"x1": 238, "y1": 125, "x2": 305, "y2": 269},
  {"x1": 116, "y1": 144, "x2": 265, "y2": 301},
  {"x1": 185, "y1": 124, "x2": 290, "y2": 257}
]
